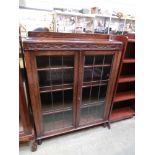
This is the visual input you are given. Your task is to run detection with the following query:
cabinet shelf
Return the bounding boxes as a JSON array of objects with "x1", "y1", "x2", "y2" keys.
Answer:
[
  {"x1": 42, "y1": 99, "x2": 104, "y2": 116},
  {"x1": 82, "y1": 80, "x2": 108, "y2": 88},
  {"x1": 40, "y1": 80, "x2": 109, "y2": 93},
  {"x1": 128, "y1": 39, "x2": 135, "y2": 43},
  {"x1": 42, "y1": 99, "x2": 72, "y2": 116},
  {"x1": 123, "y1": 58, "x2": 135, "y2": 63},
  {"x1": 37, "y1": 66, "x2": 74, "y2": 71},
  {"x1": 118, "y1": 75, "x2": 135, "y2": 83},
  {"x1": 82, "y1": 99, "x2": 104, "y2": 108},
  {"x1": 84, "y1": 64, "x2": 111, "y2": 68},
  {"x1": 40, "y1": 84, "x2": 73, "y2": 93},
  {"x1": 42, "y1": 106, "x2": 72, "y2": 116},
  {"x1": 110, "y1": 106, "x2": 135, "y2": 122},
  {"x1": 114, "y1": 91, "x2": 135, "y2": 102}
]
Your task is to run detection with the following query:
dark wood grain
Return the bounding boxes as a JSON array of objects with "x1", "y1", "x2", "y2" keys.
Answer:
[
  {"x1": 76, "y1": 51, "x2": 84, "y2": 127},
  {"x1": 123, "y1": 58, "x2": 135, "y2": 63},
  {"x1": 28, "y1": 32, "x2": 110, "y2": 39},
  {"x1": 103, "y1": 51, "x2": 122, "y2": 120},
  {"x1": 110, "y1": 106, "x2": 134, "y2": 122},
  {"x1": 19, "y1": 67, "x2": 34, "y2": 142},
  {"x1": 24, "y1": 52, "x2": 43, "y2": 136}
]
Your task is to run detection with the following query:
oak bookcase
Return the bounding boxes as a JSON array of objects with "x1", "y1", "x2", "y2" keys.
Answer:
[{"x1": 22, "y1": 32, "x2": 123, "y2": 149}]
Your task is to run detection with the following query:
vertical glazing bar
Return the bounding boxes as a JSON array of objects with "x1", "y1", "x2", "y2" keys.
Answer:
[
  {"x1": 49, "y1": 56, "x2": 55, "y2": 130},
  {"x1": 62, "y1": 56, "x2": 65, "y2": 128},
  {"x1": 89, "y1": 56, "x2": 95, "y2": 102},
  {"x1": 95, "y1": 56, "x2": 105, "y2": 119},
  {"x1": 97, "y1": 56, "x2": 105, "y2": 102},
  {"x1": 87, "y1": 56, "x2": 96, "y2": 122},
  {"x1": 81, "y1": 55, "x2": 85, "y2": 124}
]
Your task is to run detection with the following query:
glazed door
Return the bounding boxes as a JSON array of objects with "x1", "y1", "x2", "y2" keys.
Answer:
[
  {"x1": 77, "y1": 51, "x2": 120, "y2": 127},
  {"x1": 28, "y1": 51, "x2": 78, "y2": 136}
]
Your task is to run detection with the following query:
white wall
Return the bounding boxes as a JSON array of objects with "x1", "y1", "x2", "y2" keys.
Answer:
[{"x1": 20, "y1": 0, "x2": 135, "y2": 15}]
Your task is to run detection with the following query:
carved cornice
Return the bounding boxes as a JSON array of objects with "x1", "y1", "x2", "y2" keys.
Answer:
[{"x1": 23, "y1": 43, "x2": 123, "y2": 51}]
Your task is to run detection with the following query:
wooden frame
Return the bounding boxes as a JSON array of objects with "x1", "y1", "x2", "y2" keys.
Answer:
[
  {"x1": 25, "y1": 50, "x2": 79, "y2": 137},
  {"x1": 19, "y1": 27, "x2": 37, "y2": 151},
  {"x1": 22, "y1": 32, "x2": 123, "y2": 148},
  {"x1": 19, "y1": 67, "x2": 34, "y2": 142}
]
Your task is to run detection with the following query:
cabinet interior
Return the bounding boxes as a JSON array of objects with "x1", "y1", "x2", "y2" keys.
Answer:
[
  {"x1": 125, "y1": 42, "x2": 135, "y2": 58},
  {"x1": 120, "y1": 63, "x2": 135, "y2": 76},
  {"x1": 116, "y1": 82, "x2": 135, "y2": 93}
]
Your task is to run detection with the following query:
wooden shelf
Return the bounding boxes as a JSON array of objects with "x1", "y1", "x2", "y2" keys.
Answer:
[
  {"x1": 37, "y1": 66, "x2": 74, "y2": 71},
  {"x1": 84, "y1": 64, "x2": 111, "y2": 68},
  {"x1": 40, "y1": 84, "x2": 73, "y2": 93},
  {"x1": 42, "y1": 102, "x2": 72, "y2": 116},
  {"x1": 123, "y1": 58, "x2": 135, "y2": 63},
  {"x1": 110, "y1": 34, "x2": 135, "y2": 122},
  {"x1": 42, "y1": 99, "x2": 104, "y2": 116},
  {"x1": 82, "y1": 80, "x2": 108, "y2": 88},
  {"x1": 81, "y1": 99, "x2": 104, "y2": 108},
  {"x1": 43, "y1": 107, "x2": 72, "y2": 116},
  {"x1": 128, "y1": 39, "x2": 135, "y2": 43},
  {"x1": 114, "y1": 91, "x2": 135, "y2": 102},
  {"x1": 110, "y1": 106, "x2": 135, "y2": 122},
  {"x1": 118, "y1": 75, "x2": 135, "y2": 83}
]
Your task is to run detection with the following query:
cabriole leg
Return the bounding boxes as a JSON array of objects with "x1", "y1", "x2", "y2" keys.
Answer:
[
  {"x1": 107, "y1": 122, "x2": 111, "y2": 129},
  {"x1": 103, "y1": 123, "x2": 106, "y2": 128},
  {"x1": 31, "y1": 141, "x2": 37, "y2": 152}
]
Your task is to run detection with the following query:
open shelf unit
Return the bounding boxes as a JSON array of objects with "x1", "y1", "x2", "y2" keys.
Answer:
[
  {"x1": 110, "y1": 106, "x2": 134, "y2": 122},
  {"x1": 110, "y1": 34, "x2": 135, "y2": 122},
  {"x1": 54, "y1": 11, "x2": 135, "y2": 34},
  {"x1": 118, "y1": 75, "x2": 135, "y2": 83},
  {"x1": 19, "y1": 8, "x2": 135, "y2": 36},
  {"x1": 123, "y1": 58, "x2": 135, "y2": 63}
]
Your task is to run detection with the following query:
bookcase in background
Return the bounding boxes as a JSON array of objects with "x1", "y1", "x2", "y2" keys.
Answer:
[
  {"x1": 109, "y1": 34, "x2": 135, "y2": 122},
  {"x1": 19, "y1": 8, "x2": 135, "y2": 36}
]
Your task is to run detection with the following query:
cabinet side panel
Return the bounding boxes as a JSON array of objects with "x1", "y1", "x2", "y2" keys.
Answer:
[
  {"x1": 24, "y1": 52, "x2": 43, "y2": 137},
  {"x1": 103, "y1": 51, "x2": 122, "y2": 120},
  {"x1": 19, "y1": 68, "x2": 32, "y2": 134}
]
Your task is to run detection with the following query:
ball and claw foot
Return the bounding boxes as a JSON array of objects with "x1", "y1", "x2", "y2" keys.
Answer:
[
  {"x1": 31, "y1": 141, "x2": 37, "y2": 152},
  {"x1": 103, "y1": 123, "x2": 106, "y2": 128},
  {"x1": 37, "y1": 139, "x2": 42, "y2": 145},
  {"x1": 107, "y1": 122, "x2": 111, "y2": 129}
]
